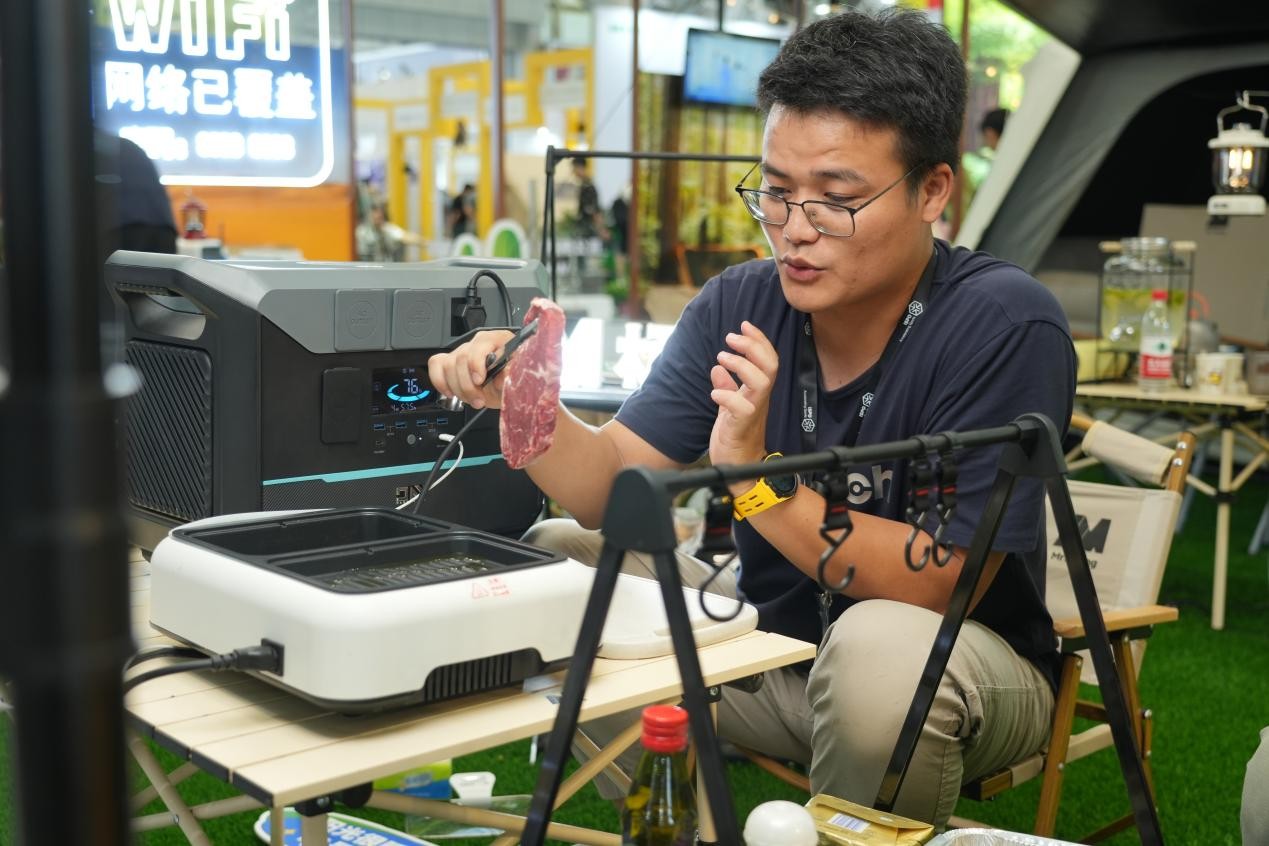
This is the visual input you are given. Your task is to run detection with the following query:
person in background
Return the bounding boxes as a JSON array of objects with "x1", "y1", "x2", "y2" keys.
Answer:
[
  {"x1": 95, "y1": 130, "x2": 178, "y2": 365},
  {"x1": 447, "y1": 184, "x2": 476, "y2": 239},
  {"x1": 356, "y1": 202, "x2": 405, "y2": 263},
  {"x1": 607, "y1": 185, "x2": 631, "y2": 285},
  {"x1": 429, "y1": 9, "x2": 1073, "y2": 829},
  {"x1": 961, "y1": 107, "x2": 1009, "y2": 207},
  {"x1": 571, "y1": 157, "x2": 608, "y2": 242},
  {"x1": 570, "y1": 158, "x2": 608, "y2": 282},
  {"x1": 99, "y1": 131, "x2": 178, "y2": 258}
]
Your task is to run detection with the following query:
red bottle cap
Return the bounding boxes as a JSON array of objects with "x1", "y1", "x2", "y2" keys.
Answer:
[
  {"x1": 641, "y1": 704, "x2": 690, "y2": 753},
  {"x1": 1151, "y1": 289, "x2": 1168, "y2": 300}
]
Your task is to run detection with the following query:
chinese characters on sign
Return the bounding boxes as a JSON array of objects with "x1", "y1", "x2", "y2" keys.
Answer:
[{"x1": 94, "y1": 0, "x2": 335, "y2": 186}]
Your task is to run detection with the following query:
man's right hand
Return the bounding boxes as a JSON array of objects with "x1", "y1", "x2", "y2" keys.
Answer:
[{"x1": 427, "y1": 329, "x2": 514, "y2": 410}]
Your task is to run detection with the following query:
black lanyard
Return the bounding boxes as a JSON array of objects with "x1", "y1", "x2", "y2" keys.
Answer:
[
  {"x1": 797, "y1": 248, "x2": 938, "y2": 455},
  {"x1": 796, "y1": 248, "x2": 938, "y2": 638}
]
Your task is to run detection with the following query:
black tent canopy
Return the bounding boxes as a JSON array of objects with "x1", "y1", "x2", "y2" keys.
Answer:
[{"x1": 974, "y1": 1, "x2": 1269, "y2": 272}]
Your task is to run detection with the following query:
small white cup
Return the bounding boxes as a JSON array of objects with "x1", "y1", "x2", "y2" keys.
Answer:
[
  {"x1": 1196, "y1": 352, "x2": 1239, "y2": 395},
  {"x1": 450, "y1": 771, "x2": 495, "y2": 808},
  {"x1": 672, "y1": 506, "x2": 705, "y2": 556}
]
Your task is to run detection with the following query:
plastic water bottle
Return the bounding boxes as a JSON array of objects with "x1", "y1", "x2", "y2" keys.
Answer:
[{"x1": 1138, "y1": 289, "x2": 1173, "y2": 392}]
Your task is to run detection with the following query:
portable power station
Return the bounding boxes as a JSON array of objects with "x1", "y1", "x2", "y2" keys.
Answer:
[{"x1": 106, "y1": 252, "x2": 547, "y2": 551}]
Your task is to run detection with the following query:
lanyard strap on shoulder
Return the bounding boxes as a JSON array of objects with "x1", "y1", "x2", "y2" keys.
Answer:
[{"x1": 798, "y1": 248, "x2": 938, "y2": 454}]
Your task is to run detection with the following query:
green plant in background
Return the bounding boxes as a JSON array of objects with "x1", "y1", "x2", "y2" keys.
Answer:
[{"x1": 942, "y1": 0, "x2": 1052, "y2": 110}]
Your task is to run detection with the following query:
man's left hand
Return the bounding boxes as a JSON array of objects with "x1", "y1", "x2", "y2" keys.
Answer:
[{"x1": 708, "y1": 321, "x2": 778, "y2": 474}]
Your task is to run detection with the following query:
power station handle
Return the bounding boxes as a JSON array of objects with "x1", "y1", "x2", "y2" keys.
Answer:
[{"x1": 113, "y1": 282, "x2": 209, "y2": 341}]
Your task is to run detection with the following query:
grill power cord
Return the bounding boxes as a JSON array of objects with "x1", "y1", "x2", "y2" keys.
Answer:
[{"x1": 123, "y1": 642, "x2": 284, "y2": 695}]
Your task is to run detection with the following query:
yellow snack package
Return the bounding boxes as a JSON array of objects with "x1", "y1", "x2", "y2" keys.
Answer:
[{"x1": 804, "y1": 793, "x2": 935, "y2": 845}]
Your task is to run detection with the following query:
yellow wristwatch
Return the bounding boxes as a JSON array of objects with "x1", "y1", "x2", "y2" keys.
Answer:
[{"x1": 732, "y1": 453, "x2": 799, "y2": 521}]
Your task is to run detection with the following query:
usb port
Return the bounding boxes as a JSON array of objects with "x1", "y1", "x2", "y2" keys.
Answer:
[
  {"x1": 416, "y1": 419, "x2": 428, "y2": 427},
  {"x1": 395, "y1": 420, "x2": 407, "y2": 429},
  {"x1": 372, "y1": 422, "x2": 386, "y2": 431},
  {"x1": 436, "y1": 417, "x2": 449, "y2": 426}
]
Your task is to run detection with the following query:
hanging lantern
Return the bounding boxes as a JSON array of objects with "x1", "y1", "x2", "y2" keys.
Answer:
[{"x1": 1207, "y1": 92, "x2": 1269, "y2": 217}]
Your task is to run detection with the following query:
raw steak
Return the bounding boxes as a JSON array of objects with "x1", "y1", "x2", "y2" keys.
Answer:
[{"x1": 500, "y1": 298, "x2": 565, "y2": 468}]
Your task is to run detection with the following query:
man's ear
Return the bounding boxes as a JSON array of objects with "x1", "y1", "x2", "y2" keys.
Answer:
[{"x1": 919, "y1": 163, "x2": 955, "y2": 224}]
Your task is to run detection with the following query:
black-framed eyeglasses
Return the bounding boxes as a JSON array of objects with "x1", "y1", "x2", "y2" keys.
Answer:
[{"x1": 733, "y1": 162, "x2": 919, "y2": 238}]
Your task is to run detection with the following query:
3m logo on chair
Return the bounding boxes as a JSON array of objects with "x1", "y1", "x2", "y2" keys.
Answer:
[{"x1": 1051, "y1": 514, "x2": 1113, "y2": 565}]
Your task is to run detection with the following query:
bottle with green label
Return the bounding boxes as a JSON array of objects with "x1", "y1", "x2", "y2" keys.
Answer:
[{"x1": 621, "y1": 704, "x2": 697, "y2": 846}]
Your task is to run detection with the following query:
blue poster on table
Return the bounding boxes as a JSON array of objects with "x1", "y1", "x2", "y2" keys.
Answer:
[{"x1": 254, "y1": 808, "x2": 439, "y2": 845}]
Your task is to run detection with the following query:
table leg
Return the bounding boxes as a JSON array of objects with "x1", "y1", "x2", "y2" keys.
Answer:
[
  {"x1": 127, "y1": 732, "x2": 213, "y2": 846},
  {"x1": 696, "y1": 700, "x2": 719, "y2": 844},
  {"x1": 300, "y1": 810, "x2": 327, "y2": 845},
  {"x1": 269, "y1": 806, "x2": 286, "y2": 846},
  {"x1": 1213, "y1": 423, "x2": 1235, "y2": 630}
]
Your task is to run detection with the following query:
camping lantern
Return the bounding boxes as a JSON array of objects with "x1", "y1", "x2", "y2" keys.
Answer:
[{"x1": 1207, "y1": 91, "x2": 1269, "y2": 217}]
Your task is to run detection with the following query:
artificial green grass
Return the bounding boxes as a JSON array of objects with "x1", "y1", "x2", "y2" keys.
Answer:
[{"x1": 2, "y1": 474, "x2": 1266, "y2": 844}]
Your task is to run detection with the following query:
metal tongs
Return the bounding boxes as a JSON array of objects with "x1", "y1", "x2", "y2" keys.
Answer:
[{"x1": 480, "y1": 318, "x2": 539, "y2": 387}]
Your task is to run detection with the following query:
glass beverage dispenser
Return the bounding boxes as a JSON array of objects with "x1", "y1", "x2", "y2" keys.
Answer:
[{"x1": 1097, "y1": 237, "x2": 1194, "y2": 379}]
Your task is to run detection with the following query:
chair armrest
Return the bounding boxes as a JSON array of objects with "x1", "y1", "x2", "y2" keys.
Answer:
[{"x1": 1053, "y1": 604, "x2": 1178, "y2": 639}]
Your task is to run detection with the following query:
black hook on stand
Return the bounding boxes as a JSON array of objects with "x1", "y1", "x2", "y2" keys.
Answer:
[
  {"x1": 903, "y1": 436, "x2": 938, "y2": 570},
  {"x1": 931, "y1": 435, "x2": 960, "y2": 567},
  {"x1": 814, "y1": 470, "x2": 856, "y2": 594},
  {"x1": 695, "y1": 485, "x2": 745, "y2": 623}
]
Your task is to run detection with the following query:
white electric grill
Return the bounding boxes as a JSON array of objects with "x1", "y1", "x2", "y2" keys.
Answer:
[
  {"x1": 148, "y1": 507, "x2": 760, "y2": 713},
  {"x1": 149, "y1": 508, "x2": 595, "y2": 712}
]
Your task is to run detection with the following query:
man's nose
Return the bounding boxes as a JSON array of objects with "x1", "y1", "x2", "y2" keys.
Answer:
[{"x1": 781, "y1": 202, "x2": 821, "y2": 242}]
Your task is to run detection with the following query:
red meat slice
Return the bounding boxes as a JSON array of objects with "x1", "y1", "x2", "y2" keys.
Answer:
[{"x1": 500, "y1": 298, "x2": 565, "y2": 468}]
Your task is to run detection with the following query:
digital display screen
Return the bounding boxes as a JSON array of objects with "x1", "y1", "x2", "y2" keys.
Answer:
[
  {"x1": 683, "y1": 29, "x2": 781, "y2": 108},
  {"x1": 371, "y1": 366, "x2": 432, "y2": 415},
  {"x1": 91, "y1": 0, "x2": 343, "y2": 187}
]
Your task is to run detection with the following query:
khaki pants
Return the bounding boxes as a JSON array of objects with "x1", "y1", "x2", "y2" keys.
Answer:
[{"x1": 524, "y1": 518, "x2": 1054, "y2": 829}]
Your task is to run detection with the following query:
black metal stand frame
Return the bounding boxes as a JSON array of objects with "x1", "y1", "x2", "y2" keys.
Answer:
[
  {"x1": 0, "y1": 2, "x2": 134, "y2": 845},
  {"x1": 521, "y1": 413, "x2": 1164, "y2": 846},
  {"x1": 540, "y1": 146, "x2": 758, "y2": 301}
]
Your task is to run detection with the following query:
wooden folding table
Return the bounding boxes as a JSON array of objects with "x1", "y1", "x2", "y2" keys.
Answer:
[
  {"x1": 126, "y1": 552, "x2": 817, "y2": 844},
  {"x1": 1073, "y1": 383, "x2": 1268, "y2": 629}
]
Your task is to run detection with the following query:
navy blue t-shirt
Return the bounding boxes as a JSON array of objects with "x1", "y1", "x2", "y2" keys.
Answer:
[{"x1": 616, "y1": 240, "x2": 1075, "y2": 689}]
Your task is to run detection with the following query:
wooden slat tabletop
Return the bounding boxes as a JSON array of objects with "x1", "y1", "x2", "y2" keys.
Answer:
[
  {"x1": 1076, "y1": 382, "x2": 1267, "y2": 413},
  {"x1": 126, "y1": 555, "x2": 816, "y2": 806}
]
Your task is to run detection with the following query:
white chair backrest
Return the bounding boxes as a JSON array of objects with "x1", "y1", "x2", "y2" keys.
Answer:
[{"x1": 1045, "y1": 425, "x2": 1182, "y2": 684}]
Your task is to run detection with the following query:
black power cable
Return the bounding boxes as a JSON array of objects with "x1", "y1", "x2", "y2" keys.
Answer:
[
  {"x1": 464, "y1": 269, "x2": 515, "y2": 328},
  {"x1": 411, "y1": 407, "x2": 489, "y2": 515},
  {"x1": 123, "y1": 642, "x2": 284, "y2": 695},
  {"x1": 124, "y1": 645, "x2": 205, "y2": 671}
]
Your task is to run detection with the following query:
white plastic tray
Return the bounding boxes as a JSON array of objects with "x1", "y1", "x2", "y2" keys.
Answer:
[{"x1": 598, "y1": 571, "x2": 759, "y2": 659}]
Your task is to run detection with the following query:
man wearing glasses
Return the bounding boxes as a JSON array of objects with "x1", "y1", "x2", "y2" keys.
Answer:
[{"x1": 430, "y1": 8, "x2": 1075, "y2": 829}]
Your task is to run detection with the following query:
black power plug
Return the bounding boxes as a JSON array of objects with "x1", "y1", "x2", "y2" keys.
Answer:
[{"x1": 451, "y1": 291, "x2": 487, "y2": 335}]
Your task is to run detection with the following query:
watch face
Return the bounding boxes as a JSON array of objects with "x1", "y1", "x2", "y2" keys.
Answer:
[{"x1": 767, "y1": 472, "x2": 798, "y2": 498}]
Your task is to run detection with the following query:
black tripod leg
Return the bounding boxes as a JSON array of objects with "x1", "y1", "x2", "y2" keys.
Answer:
[
  {"x1": 651, "y1": 550, "x2": 742, "y2": 845},
  {"x1": 1046, "y1": 476, "x2": 1165, "y2": 846},
  {"x1": 875, "y1": 468, "x2": 1017, "y2": 811},
  {"x1": 521, "y1": 539, "x2": 625, "y2": 846}
]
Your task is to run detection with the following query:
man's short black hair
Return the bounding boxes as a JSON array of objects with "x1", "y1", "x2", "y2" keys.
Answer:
[
  {"x1": 980, "y1": 108, "x2": 1009, "y2": 136},
  {"x1": 571, "y1": 156, "x2": 588, "y2": 170},
  {"x1": 756, "y1": 8, "x2": 967, "y2": 185}
]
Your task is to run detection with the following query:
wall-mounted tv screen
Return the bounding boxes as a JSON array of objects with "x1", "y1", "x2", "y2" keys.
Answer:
[{"x1": 682, "y1": 29, "x2": 782, "y2": 108}]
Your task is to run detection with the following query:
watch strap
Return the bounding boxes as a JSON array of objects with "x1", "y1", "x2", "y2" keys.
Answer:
[{"x1": 732, "y1": 453, "x2": 796, "y2": 521}]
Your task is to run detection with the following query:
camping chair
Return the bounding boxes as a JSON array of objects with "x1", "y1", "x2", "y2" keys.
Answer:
[
  {"x1": 738, "y1": 414, "x2": 1195, "y2": 841},
  {"x1": 954, "y1": 412, "x2": 1195, "y2": 841}
]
